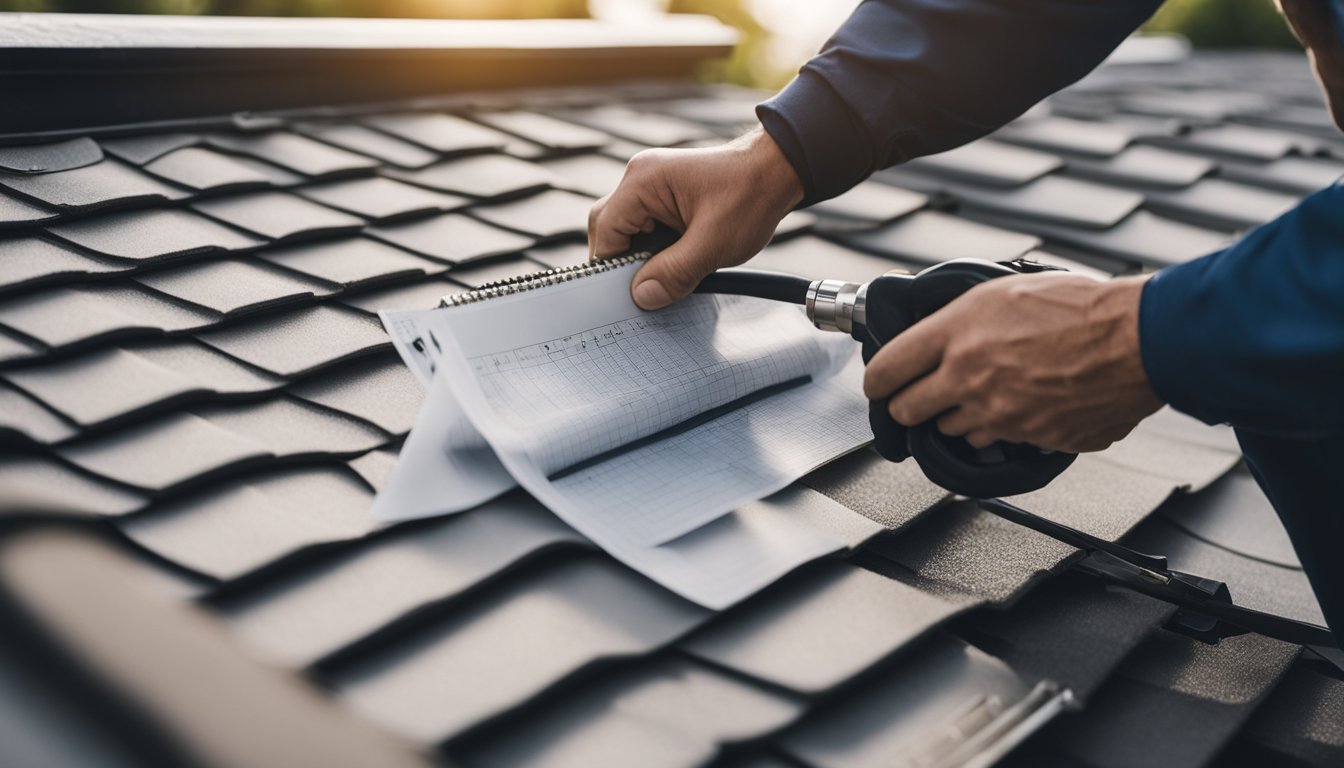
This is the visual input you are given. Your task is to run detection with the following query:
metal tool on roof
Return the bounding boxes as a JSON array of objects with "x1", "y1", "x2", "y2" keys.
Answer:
[
  {"x1": 689, "y1": 239, "x2": 1340, "y2": 654},
  {"x1": 980, "y1": 498, "x2": 1339, "y2": 654},
  {"x1": 696, "y1": 255, "x2": 1077, "y2": 500}
]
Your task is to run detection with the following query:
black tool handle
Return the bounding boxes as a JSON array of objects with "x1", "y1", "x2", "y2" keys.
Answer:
[{"x1": 859, "y1": 259, "x2": 1077, "y2": 498}]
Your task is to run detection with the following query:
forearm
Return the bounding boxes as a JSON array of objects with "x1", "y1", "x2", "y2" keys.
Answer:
[
  {"x1": 758, "y1": 0, "x2": 1162, "y2": 204},
  {"x1": 1139, "y1": 185, "x2": 1344, "y2": 437}
]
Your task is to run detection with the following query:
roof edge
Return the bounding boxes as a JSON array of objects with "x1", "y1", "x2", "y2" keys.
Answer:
[{"x1": 0, "y1": 13, "x2": 739, "y2": 136}]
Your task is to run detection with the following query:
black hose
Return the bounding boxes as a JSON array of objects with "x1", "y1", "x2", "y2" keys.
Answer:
[{"x1": 694, "y1": 268, "x2": 811, "y2": 305}]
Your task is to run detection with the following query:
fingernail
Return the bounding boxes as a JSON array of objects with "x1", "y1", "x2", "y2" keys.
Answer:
[{"x1": 633, "y1": 279, "x2": 670, "y2": 310}]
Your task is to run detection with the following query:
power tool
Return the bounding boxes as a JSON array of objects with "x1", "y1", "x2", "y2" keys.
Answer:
[{"x1": 695, "y1": 257, "x2": 1077, "y2": 499}]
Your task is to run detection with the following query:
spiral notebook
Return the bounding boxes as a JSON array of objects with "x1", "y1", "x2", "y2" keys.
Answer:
[{"x1": 376, "y1": 254, "x2": 873, "y2": 608}]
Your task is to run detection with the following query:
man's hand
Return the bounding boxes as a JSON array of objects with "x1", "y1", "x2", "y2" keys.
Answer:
[
  {"x1": 863, "y1": 272, "x2": 1164, "y2": 453},
  {"x1": 588, "y1": 128, "x2": 804, "y2": 310}
]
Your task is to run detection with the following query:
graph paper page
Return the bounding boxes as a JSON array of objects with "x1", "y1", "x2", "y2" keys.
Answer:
[{"x1": 380, "y1": 261, "x2": 872, "y2": 606}]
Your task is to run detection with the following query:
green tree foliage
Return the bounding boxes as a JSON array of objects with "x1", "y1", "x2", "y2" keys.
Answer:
[{"x1": 1144, "y1": 0, "x2": 1301, "y2": 48}]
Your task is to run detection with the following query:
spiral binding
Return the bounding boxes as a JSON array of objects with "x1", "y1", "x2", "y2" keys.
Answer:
[{"x1": 438, "y1": 252, "x2": 653, "y2": 308}]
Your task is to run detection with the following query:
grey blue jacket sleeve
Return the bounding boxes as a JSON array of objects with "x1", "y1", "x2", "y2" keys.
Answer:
[{"x1": 756, "y1": 0, "x2": 1162, "y2": 205}]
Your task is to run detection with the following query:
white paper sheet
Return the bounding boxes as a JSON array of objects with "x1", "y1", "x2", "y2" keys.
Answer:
[{"x1": 377, "y1": 260, "x2": 874, "y2": 607}]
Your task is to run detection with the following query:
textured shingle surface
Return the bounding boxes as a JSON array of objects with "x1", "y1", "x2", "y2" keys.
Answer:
[{"x1": 0, "y1": 48, "x2": 1337, "y2": 768}]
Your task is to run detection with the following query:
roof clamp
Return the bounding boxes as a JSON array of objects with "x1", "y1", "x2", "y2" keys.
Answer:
[{"x1": 977, "y1": 499, "x2": 1338, "y2": 651}]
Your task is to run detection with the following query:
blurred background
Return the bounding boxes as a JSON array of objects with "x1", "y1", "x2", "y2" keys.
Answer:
[{"x1": 0, "y1": 0, "x2": 1302, "y2": 88}]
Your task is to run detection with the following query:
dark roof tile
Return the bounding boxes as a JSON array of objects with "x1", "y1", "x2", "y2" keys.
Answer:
[
  {"x1": 469, "y1": 189, "x2": 595, "y2": 239},
  {"x1": 0, "y1": 157, "x2": 189, "y2": 212},
  {"x1": 0, "y1": 327, "x2": 43, "y2": 363},
  {"x1": 0, "y1": 455, "x2": 145, "y2": 516},
  {"x1": 290, "y1": 355, "x2": 423, "y2": 436},
  {"x1": 903, "y1": 139, "x2": 1063, "y2": 186},
  {"x1": 142, "y1": 146, "x2": 275, "y2": 192},
  {"x1": 0, "y1": 137, "x2": 103, "y2": 174},
  {"x1": 1006, "y1": 454, "x2": 1181, "y2": 542},
  {"x1": 204, "y1": 131, "x2": 380, "y2": 177},
  {"x1": 364, "y1": 113, "x2": 511, "y2": 155},
  {"x1": 196, "y1": 396, "x2": 387, "y2": 461},
  {"x1": 197, "y1": 303, "x2": 390, "y2": 378},
  {"x1": 367, "y1": 213, "x2": 534, "y2": 265},
  {"x1": 346, "y1": 447, "x2": 398, "y2": 491},
  {"x1": 0, "y1": 382, "x2": 78, "y2": 444},
  {"x1": 1149, "y1": 123, "x2": 1301, "y2": 162},
  {"x1": 0, "y1": 284, "x2": 217, "y2": 350},
  {"x1": 4, "y1": 346, "x2": 195, "y2": 429},
  {"x1": 192, "y1": 190, "x2": 365, "y2": 241},
  {"x1": 0, "y1": 236, "x2": 128, "y2": 292},
  {"x1": 221, "y1": 493, "x2": 585, "y2": 667},
  {"x1": 1242, "y1": 665, "x2": 1344, "y2": 765},
  {"x1": 842, "y1": 209, "x2": 1041, "y2": 264},
  {"x1": 47, "y1": 207, "x2": 265, "y2": 261},
  {"x1": 1145, "y1": 177, "x2": 1298, "y2": 230},
  {"x1": 100, "y1": 133, "x2": 200, "y2": 165},
  {"x1": 59, "y1": 410, "x2": 270, "y2": 491},
  {"x1": 525, "y1": 241, "x2": 590, "y2": 270},
  {"x1": 1126, "y1": 516, "x2": 1324, "y2": 626},
  {"x1": 866, "y1": 501, "x2": 1073, "y2": 604},
  {"x1": 682, "y1": 560, "x2": 968, "y2": 695},
  {"x1": 385, "y1": 153, "x2": 558, "y2": 199},
  {"x1": 553, "y1": 106, "x2": 716, "y2": 147},
  {"x1": 499, "y1": 136, "x2": 551, "y2": 160},
  {"x1": 340, "y1": 277, "x2": 461, "y2": 315},
  {"x1": 295, "y1": 177, "x2": 468, "y2": 221},
  {"x1": 1218, "y1": 155, "x2": 1344, "y2": 195},
  {"x1": 890, "y1": 171, "x2": 1144, "y2": 229},
  {"x1": 802, "y1": 448, "x2": 950, "y2": 530},
  {"x1": 1160, "y1": 467, "x2": 1299, "y2": 569},
  {"x1": 445, "y1": 256, "x2": 546, "y2": 290},
  {"x1": 539, "y1": 152, "x2": 629, "y2": 198},
  {"x1": 5, "y1": 341, "x2": 282, "y2": 428},
  {"x1": 119, "y1": 466, "x2": 378, "y2": 580},
  {"x1": 993, "y1": 116, "x2": 1135, "y2": 157},
  {"x1": 61, "y1": 396, "x2": 385, "y2": 492},
  {"x1": 970, "y1": 208, "x2": 1230, "y2": 268},
  {"x1": 806, "y1": 180, "x2": 927, "y2": 228},
  {"x1": 474, "y1": 110, "x2": 610, "y2": 152},
  {"x1": 1090, "y1": 414, "x2": 1240, "y2": 492},
  {"x1": 292, "y1": 122, "x2": 440, "y2": 169},
  {"x1": 1119, "y1": 89, "x2": 1274, "y2": 121},
  {"x1": 0, "y1": 189, "x2": 58, "y2": 227},
  {"x1": 746, "y1": 235, "x2": 915, "y2": 283},
  {"x1": 258, "y1": 237, "x2": 445, "y2": 289},
  {"x1": 136, "y1": 258, "x2": 330, "y2": 316},
  {"x1": 334, "y1": 554, "x2": 709, "y2": 743},
  {"x1": 1041, "y1": 631, "x2": 1298, "y2": 768},
  {"x1": 645, "y1": 96, "x2": 760, "y2": 129},
  {"x1": 1066, "y1": 145, "x2": 1216, "y2": 189},
  {"x1": 130, "y1": 338, "x2": 284, "y2": 395},
  {"x1": 452, "y1": 656, "x2": 800, "y2": 768},
  {"x1": 777, "y1": 635, "x2": 1040, "y2": 768},
  {"x1": 956, "y1": 571, "x2": 1174, "y2": 704}
]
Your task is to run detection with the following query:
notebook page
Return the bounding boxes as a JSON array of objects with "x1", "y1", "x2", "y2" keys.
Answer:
[{"x1": 379, "y1": 260, "x2": 873, "y2": 606}]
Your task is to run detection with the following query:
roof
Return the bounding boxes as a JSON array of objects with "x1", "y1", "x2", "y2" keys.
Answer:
[{"x1": 0, "y1": 12, "x2": 1342, "y2": 767}]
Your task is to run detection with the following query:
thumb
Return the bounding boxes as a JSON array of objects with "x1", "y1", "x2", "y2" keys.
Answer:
[{"x1": 630, "y1": 224, "x2": 717, "y2": 310}]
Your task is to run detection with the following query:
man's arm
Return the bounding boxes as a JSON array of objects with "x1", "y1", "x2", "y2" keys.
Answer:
[
  {"x1": 758, "y1": 0, "x2": 1163, "y2": 205},
  {"x1": 590, "y1": 0, "x2": 1161, "y2": 309},
  {"x1": 1141, "y1": 184, "x2": 1344, "y2": 438}
]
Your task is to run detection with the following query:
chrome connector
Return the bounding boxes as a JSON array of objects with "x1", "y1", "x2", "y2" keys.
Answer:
[{"x1": 805, "y1": 279, "x2": 867, "y2": 334}]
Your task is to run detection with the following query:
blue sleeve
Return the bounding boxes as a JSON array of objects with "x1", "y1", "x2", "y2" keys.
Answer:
[
  {"x1": 756, "y1": 0, "x2": 1163, "y2": 204},
  {"x1": 1140, "y1": 184, "x2": 1344, "y2": 439}
]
